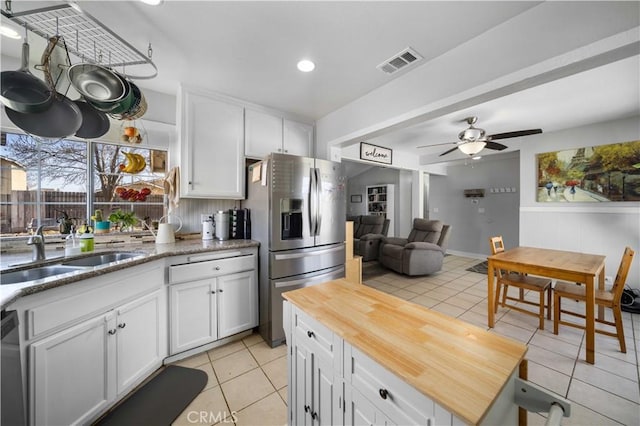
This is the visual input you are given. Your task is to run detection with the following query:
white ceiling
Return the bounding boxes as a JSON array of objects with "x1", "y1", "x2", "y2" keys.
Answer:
[{"x1": 1, "y1": 1, "x2": 639, "y2": 164}]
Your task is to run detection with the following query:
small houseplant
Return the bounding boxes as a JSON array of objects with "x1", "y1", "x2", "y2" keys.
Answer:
[
  {"x1": 108, "y1": 209, "x2": 138, "y2": 232},
  {"x1": 91, "y1": 209, "x2": 111, "y2": 233}
]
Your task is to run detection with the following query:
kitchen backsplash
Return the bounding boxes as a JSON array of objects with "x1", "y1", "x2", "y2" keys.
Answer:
[{"x1": 171, "y1": 198, "x2": 239, "y2": 233}]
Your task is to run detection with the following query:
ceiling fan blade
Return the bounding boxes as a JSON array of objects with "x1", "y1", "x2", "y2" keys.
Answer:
[
  {"x1": 487, "y1": 129, "x2": 542, "y2": 140},
  {"x1": 416, "y1": 141, "x2": 458, "y2": 149},
  {"x1": 439, "y1": 146, "x2": 460, "y2": 157},
  {"x1": 485, "y1": 141, "x2": 508, "y2": 151}
]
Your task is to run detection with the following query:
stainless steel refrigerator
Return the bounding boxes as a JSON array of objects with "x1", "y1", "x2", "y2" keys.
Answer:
[{"x1": 244, "y1": 153, "x2": 346, "y2": 347}]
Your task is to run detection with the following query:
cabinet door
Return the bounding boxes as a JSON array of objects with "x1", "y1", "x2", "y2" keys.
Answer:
[
  {"x1": 292, "y1": 343, "x2": 313, "y2": 426},
  {"x1": 115, "y1": 291, "x2": 166, "y2": 395},
  {"x1": 284, "y1": 119, "x2": 313, "y2": 157},
  {"x1": 170, "y1": 279, "x2": 217, "y2": 354},
  {"x1": 30, "y1": 313, "x2": 116, "y2": 426},
  {"x1": 217, "y1": 270, "x2": 258, "y2": 339},
  {"x1": 313, "y1": 353, "x2": 341, "y2": 426},
  {"x1": 179, "y1": 87, "x2": 245, "y2": 199},
  {"x1": 245, "y1": 109, "x2": 283, "y2": 158}
]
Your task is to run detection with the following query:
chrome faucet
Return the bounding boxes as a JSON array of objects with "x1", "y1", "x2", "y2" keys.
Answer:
[{"x1": 27, "y1": 225, "x2": 46, "y2": 262}]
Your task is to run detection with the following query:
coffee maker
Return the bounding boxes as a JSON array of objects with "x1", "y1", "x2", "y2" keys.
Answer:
[{"x1": 230, "y1": 208, "x2": 251, "y2": 239}]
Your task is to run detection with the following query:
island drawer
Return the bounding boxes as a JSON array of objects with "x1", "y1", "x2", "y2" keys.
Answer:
[
  {"x1": 169, "y1": 254, "x2": 256, "y2": 284},
  {"x1": 293, "y1": 307, "x2": 336, "y2": 362},
  {"x1": 347, "y1": 345, "x2": 433, "y2": 425}
]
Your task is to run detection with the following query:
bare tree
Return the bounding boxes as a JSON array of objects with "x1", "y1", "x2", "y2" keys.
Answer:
[{"x1": 4, "y1": 133, "x2": 124, "y2": 201}]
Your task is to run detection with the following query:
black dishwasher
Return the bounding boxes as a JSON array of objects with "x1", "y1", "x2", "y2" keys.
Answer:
[{"x1": 1, "y1": 310, "x2": 26, "y2": 425}]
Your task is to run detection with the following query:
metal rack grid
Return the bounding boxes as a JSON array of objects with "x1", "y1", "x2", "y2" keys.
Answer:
[{"x1": 2, "y1": 2, "x2": 157, "y2": 79}]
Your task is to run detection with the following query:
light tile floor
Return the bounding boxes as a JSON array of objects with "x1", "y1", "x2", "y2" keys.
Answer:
[{"x1": 170, "y1": 255, "x2": 640, "y2": 425}]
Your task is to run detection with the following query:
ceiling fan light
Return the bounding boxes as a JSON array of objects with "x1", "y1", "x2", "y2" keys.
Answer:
[
  {"x1": 459, "y1": 127, "x2": 485, "y2": 142},
  {"x1": 458, "y1": 141, "x2": 486, "y2": 156}
]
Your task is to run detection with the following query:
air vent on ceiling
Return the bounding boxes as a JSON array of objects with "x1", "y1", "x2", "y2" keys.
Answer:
[{"x1": 377, "y1": 47, "x2": 423, "y2": 74}]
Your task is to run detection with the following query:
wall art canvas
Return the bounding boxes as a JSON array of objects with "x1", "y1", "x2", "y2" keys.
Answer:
[{"x1": 537, "y1": 140, "x2": 640, "y2": 202}]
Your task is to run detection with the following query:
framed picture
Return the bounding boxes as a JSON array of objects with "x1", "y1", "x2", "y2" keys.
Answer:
[
  {"x1": 537, "y1": 140, "x2": 640, "y2": 202},
  {"x1": 360, "y1": 142, "x2": 392, "y2": 165},
  {"x1": 350, "y1": 194, "x2": 362, "y2": 203},
  {"x1": 150, "y1": 150, "x2": 167, "y2": 173}
]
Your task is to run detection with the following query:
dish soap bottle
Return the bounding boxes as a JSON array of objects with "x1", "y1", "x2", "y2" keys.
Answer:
[
  {"x1": 65, "y1": 227, "x2": 81, "y2": 256},
  {"x1": 79, "y1": 225, "x2": 94, "y2": 253}
]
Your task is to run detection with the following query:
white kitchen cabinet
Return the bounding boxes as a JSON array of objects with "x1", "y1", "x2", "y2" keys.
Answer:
[
  {"x1": 218, "y1": 270, "x2": 258, "y2": 338},
  {"x1": 29, "y1": 289, "x2": 165, "y2": 426},
  {"x1": 30, "y1": 313, "x2": 115, "y2": 426},
  {"x1": 245, "y1": 109, "x2": 284, "y2": 159},
  {"x1": 287, "y1": 304, "x2": 342, "y2": 426},
  {"x1": 178, "y1": 85, "x2": 245, "y2": 199},
  {"x1": 244, "y1": 108, "x2": 313, "y2": 159},
  {"x1": 283, "y1": 119, "x2": 313, "y2": 157},
  {"x1": 115, "y1": 291, "x2": 165, "y2": 395},
  {"x1": 169, "y1": 251, "x2": 258, "y2": 355}
]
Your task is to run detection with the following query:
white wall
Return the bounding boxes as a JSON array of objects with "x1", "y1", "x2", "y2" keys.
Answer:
[
  {"x1": 428, "y1": 154, "x2": 520, "y2": 258},
  {"x1": 519, "y1": 116, "x2": 640, "y2": 287}
]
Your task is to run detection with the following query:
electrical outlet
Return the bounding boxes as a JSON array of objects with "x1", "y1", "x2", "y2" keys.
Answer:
[{"x1": 605, "y1": 276, "x2": 613, "y2": 285}]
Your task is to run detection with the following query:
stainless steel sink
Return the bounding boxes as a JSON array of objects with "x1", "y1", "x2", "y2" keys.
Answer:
[
  {"x1": 1, "y1": 265, "x2": 83, "y2": 285},
  {"x1": 61, "y1": 252, "x2": 144, "y2": 267}
]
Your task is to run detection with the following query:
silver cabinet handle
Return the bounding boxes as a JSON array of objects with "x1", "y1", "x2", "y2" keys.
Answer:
[{"x1": 214, "y1": 266, "x2": 221, "y2": 271}]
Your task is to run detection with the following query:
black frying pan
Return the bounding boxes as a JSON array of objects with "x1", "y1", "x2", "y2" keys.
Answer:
[
  {"x1": 74, "y1": 100, "x2": 110, "y2": 139},
  {"x1": 1, "y1": 41, "x2": 52, "y2": 113},
  {"x1": 5, "y1": 93, "x2": 82, "y2": 138}
]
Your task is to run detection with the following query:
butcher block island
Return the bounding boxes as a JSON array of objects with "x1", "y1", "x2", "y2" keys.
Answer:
[{"x1": 283, "y1": 280, "x2": 529, "y2": 426}]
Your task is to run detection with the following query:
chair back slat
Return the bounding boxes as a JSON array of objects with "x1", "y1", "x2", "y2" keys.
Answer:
[
  {"x1": 611, "y1": 246, "x2": 635, "y2": 304},
  {"x1": 489, "y1": 236, "x2": 505, "y2": 255}
]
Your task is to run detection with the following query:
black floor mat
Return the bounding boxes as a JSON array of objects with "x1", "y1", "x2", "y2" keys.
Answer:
[
  {"x1": 466, "y1": 261, "x2": 488, "y2": 274},
  {"x1": 95, "y1": 365, "x2": 207, "y2": 426}
]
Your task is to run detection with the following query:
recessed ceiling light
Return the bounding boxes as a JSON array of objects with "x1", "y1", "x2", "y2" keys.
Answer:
[
  {"x1": 140, "y1": 0, "x2": 163, "y2": 5},
  {"x1": 472, "y1": 156, "x2": 482, "y2": 160},
  {"x1": 0, "y1": 25, "x2": 21, "y2": 39},
  {"x1": 297, "y1": 59, "x2": 315, "y2": 72}
]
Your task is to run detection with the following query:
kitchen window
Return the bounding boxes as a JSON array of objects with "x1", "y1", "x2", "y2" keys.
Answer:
[{"x1": 0, "y1": 131, "x2": 166, "y2": 236}]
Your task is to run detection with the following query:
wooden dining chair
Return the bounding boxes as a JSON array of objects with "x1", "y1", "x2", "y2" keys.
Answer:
[
  {"x1": 489, "y1": 236, "x2": 553, "y2": 329},
  {"x1": 553, "y1": 246, "x2": 635, "y2": 353}
]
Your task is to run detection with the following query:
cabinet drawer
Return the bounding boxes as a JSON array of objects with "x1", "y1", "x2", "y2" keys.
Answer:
[
  {"x1": 347, "y1": 345, "x2": 433, "y2": 425},
  {"x1": 169, "y1": 254, "x2": 256, "y2": 284},
  {"x1": 294, "y1": 308, "x2": 335, "y2": 362}
]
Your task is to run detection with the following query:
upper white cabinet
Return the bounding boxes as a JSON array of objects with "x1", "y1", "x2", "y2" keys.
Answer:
[
  {"x1": 245, "y1": 109, "x2": 313, "y2": 159},
  {"x1": 245, "y1": 109, "x2": 284, "y2": 158},
  {"x1": 178, "y1": 85, "x2": 245, "y2": 199},
  {"x1": 284, "y1": 119, "x2": 313, "y2": 157}
]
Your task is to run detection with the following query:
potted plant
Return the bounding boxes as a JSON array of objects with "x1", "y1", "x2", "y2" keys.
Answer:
[
  {"x1": 108, "y1": 209, "x2": 139, "y2": 232},
  {"x1": 91, "y1": 209, "x2": 111, "y2": 234}
]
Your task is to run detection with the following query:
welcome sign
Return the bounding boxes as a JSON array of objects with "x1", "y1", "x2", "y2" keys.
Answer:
[{"x1": 360, "y1": 142, "x2": 392, "y2": 165}]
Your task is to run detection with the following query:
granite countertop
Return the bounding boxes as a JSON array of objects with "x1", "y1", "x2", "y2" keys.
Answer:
[
  {"x1": 0, "y1": 238, "x2": 259, "y2": 310},
  {"x1": 284, "y1": 280, "x2": 528, "y2": 425}
]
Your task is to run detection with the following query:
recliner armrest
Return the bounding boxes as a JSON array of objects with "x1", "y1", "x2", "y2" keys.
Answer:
[
  {"x1": 359, "y1": 233, "x2": 385, "y2": 241},
  {"x1": 405, "y1": 242, "x2": 445, "y2": 253},
  {"x1": 381, "y1": 237, "x2": 408, "y2": 246}
]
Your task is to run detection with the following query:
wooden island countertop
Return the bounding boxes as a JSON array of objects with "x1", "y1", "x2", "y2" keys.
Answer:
[{"x1": 283, "y1": 279, "x2": 528, "y2": 425}]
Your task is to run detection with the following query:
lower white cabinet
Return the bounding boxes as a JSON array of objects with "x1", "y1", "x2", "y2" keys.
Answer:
[
  {"x1": 285, "y1": 303, "x2": 466, "y2": 426},
  {"x1": 29, "y1": 290, "x2": 165, "y2": 426},
  {"x1": 169, "y1": 263, "x2": 258, "y2": 355}
]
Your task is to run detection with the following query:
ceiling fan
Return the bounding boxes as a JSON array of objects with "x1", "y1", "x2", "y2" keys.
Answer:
[{"x1": 417, "y1": 117, "x2": 542, "y2": 157}]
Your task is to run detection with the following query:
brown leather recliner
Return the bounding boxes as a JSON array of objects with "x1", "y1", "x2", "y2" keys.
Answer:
[
  {"x1": 352, "y1": 215, "x2": 390, "y2": 261},
  {"x1": 378, "y1": 219, "x2": 451, "y2": 276}
]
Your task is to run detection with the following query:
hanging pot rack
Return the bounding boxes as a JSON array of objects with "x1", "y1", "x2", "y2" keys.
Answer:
[{"x1": 1, "y1": 0, "x2": 157, "y2": 79}]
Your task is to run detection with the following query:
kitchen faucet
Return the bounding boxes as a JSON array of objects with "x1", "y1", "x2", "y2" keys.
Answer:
[{"x1": 27, "y1": 225, "x2": 46, "y2": 262}]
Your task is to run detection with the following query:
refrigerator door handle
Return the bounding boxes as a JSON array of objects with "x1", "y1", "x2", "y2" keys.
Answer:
[
  {"x1": 315, "y1": 168, "x2": 322, "y2": 236},
  {"x1": 309, "y1": 167, "x2": 317, "y2": 236}
]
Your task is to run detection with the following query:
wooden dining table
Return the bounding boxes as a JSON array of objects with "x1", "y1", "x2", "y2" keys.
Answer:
[{"x1": 487, "y1": 246, "x2": 606, "y2": 364}]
